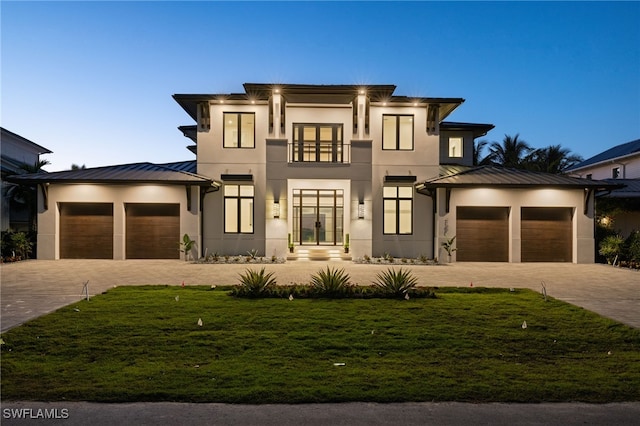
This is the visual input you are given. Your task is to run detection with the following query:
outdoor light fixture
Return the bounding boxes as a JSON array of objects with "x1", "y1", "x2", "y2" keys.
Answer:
[
  {"x1": 358, "y1": 202, "x2": 365, "y2": 219},
  {"x1": 273, "y1": 202, "x2": 280, "y2": 219}
]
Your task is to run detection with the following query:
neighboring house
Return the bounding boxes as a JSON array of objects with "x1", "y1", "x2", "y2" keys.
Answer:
[
  {"x1": 567, "y1": 138, "x2": 640, "y2": 237},
  {"x1": 9, "y1": 83, "x2": 617, "y2": 262},
  {"x1": 1, "y1": 127, "x2": 52, "y2": 231}
]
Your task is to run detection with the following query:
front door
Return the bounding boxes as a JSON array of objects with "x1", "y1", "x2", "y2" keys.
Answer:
[{"x1": 293, "y1": 189, "x2": 343, "y2": 245}]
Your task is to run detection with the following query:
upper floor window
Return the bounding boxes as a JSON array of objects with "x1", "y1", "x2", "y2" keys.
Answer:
[
  {"x1": 291, "y1": 123, "x2": 344, "y2": 163},
  {"x1": 383, "y1": 186, "x2": 413, "y2": 235},
  {"x1": 382, "y1": 115, "x2": 413, "y2": 150},
  {"x1": 224, "y1": 184, "x2": 254, "y2": 233},
  {"x1": 448, "y1": 137, "x2": 463, "y2": 158},
  {"x1": 224, "y1": 112, "x2": 255, "y2": 148},
  {"x1": 612, "y1": 167, "x2": 620, "y2": 179}
]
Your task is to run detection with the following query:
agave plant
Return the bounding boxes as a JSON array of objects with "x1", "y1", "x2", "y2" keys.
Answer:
[
  {"x1": 310, "y1": 267, "x2": 352, "y2": 297},
  {"x1": 237, "y1": 268, "x2": 276, "y2": 296},
  {"x1": 373, "y1": 267, "x2": 418, "y2": 298}
]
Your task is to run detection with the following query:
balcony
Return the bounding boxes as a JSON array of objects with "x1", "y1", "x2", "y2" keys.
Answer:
[{"x1": 288, "y1": 142, "x2": 350, "y2": 164}]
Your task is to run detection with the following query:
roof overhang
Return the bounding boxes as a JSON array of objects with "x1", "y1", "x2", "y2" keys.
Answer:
[
  {"x1": 415, "y1": 166, "x2": 624, "y2": 193},
  {"x1": 6, "y1": 161, "x2": 219, "y2": 188},
  {"x1": 174, "y1": 83, "x2": 465, "y2": 122},
  {"x1": 440, "y1": 122, "x2": 495, "y2": 138}
]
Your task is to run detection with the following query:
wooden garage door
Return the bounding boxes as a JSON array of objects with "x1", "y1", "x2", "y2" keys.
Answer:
[
  {"x1": 521, "y1": 207, "x2": 572, "y2": 262},
  {"x1": 126, "y1": 203, "x2": 180, "y2": 259},
  {"x1": 456, "y1": 207, "x2": 509, "y2": 262},
  {"x1": 60, "y1": 203, "x2": 113, "y2": 259}
]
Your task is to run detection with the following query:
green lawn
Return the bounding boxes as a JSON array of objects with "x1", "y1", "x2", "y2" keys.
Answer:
[{"x1": 1, "y1": 286, "x2": 639, "y2": 403}]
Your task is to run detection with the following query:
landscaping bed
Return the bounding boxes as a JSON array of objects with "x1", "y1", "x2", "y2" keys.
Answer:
[{"x1": 1, "y1": 286, "x2": 638, "y2": 403}]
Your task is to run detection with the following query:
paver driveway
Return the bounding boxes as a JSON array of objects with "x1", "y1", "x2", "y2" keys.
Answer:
[{"x1": 1, "y1": 260, "x2": 638, "y2": 331}]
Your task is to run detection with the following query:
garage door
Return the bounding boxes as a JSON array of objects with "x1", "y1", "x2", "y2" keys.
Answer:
[
  {"x1": 126, "y1": 203, "x2": 180, "y2": 259},
  {"x1": 60, "y1": 203, "x2": 113, "y2": 259},
  {"x1": 456, "y1": 207, "x2": 509, "y2": 262},
  {"x1": 521, "y1": 207, "x2": 572, "y2": 262}
]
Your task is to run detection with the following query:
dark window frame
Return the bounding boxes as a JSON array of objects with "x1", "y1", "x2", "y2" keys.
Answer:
[
  {"x1": 292, "y1": 123, "x2": 344, "y2": 163},
  {"x1": 382, "y1": 185, "x2": 414, "y2": 235},
  {"x1": 223, "y1": 184, "x2": 255, "y2": 234},
  {"x1": 223, "y1": 112, "x2": 256, "y2": 149},
  {"x1": 382, "y1": 114, "x2": 414, "y2": 151}
]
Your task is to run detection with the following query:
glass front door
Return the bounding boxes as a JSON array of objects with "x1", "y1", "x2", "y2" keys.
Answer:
[{"x1": 293, "y1": 189, "x2": 343, "y2": 245}]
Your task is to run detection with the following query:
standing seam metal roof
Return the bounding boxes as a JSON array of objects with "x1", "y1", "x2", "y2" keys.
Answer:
[
  {"x1": 6, "y1": 160, "x2": 215, "y2": 186},
  {"x1": 567, "y1": 139, "x2": 640, "y2": 171},
  {"x1": 419, "y1": 166, "x2": 622, "y2": 189}
]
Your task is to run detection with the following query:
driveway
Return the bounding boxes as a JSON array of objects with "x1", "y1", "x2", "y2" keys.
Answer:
[
  {"x1": 1, "y1": 260, "x2": 639, "y2": 331},
  {"x1": 1, "y1": 260, "x2": 639, "y2": 425}
]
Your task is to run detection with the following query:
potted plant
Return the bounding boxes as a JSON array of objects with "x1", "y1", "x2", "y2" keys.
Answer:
[
  {"x1": 344, "y1": 233, "x2": 350, "y2": 253},
  {"x1": 441, "y1": 235, "x2": 456, "y2": 263},
  {"x1": 288, "y1": 233, "x2": 294, "y2": 253}
]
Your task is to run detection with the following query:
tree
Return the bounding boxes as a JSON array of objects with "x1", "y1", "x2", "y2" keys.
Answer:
[
  {"x1": 3, "y1": 159, "x2": 50, "y2": 232},
  {"x1": 70, "y1": 164, "x2": 86, "y2": 170},
  {"x1": 524, "y1": 145, "x2": 583, "y2": 174},
  {"x1": 485, "y1": 134, "x2": 533, "y2": 168},
  {"x1": 473, "y1": 140, "x2": 489, "y2": 166}
]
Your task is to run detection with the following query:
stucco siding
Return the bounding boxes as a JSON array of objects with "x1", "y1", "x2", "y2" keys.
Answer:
[
  {"x1": 435, "y1": 187, "x2": 593, "y2": 263},
  {"x1": 38, "y1": 184, "x2": 198, "y2": 260}
]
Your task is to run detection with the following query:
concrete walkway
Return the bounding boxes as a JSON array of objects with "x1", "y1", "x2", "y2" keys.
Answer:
[
  {"x1": 1, "y1": 260, "x2": 639, "y2": 425},
  {"x1": 2, "y1": 260, "x2": 639, "y2": 331}
]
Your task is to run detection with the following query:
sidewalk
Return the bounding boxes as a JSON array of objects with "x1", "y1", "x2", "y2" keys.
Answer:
[{"x1": 2, "y1": 401, "x2": 640, "y2": 426}]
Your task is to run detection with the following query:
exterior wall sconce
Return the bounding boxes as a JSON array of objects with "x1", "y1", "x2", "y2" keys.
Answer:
[
  {"x1": 358, "y1": 202, "x2": 365, "y2": 219},
  {"x1": 273, "y1": 202, "x2": 280, "y2": 219}
]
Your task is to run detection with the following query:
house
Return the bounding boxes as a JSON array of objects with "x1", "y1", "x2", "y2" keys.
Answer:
[
  {"x1": 9, "y1": 83, "x2": 618, "y2": 262},
  {"x1": 1, "y1": 127, "x2": 52, "y2": 231},
  {"x1": 567, "y1": 138, "x2": 640, "y2": 237}
]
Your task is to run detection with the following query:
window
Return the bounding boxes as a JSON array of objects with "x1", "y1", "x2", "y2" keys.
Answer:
[
  {"x1": 586, "y1": 174, "x2": 592, "y2": 180},
  {"x1": 224, "y1": 112, "x2": 255, "y2": 148},
  {"x1": 292, "y1": 123, "x2": 344, "y2": 162},
  {"x1": 382, "y1": 115, "x2": 413, "y2": 150},
  {"x1": 383, "y1": 186, "x2": 413, "y2": 234},
  {"x1": 224, "y1": 184, "x2": 254, "y2": 233},
  {"x1": 612, "y1": 167, "x2": 620, "y2": 179},
  {"x1": 448, "y1": 137, "x2": 463, "y2": 158}
]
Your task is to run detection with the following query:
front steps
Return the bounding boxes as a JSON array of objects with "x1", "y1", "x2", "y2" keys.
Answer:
[{"x1": 287, "y1": 246, "x2": 352, "y2": 261}]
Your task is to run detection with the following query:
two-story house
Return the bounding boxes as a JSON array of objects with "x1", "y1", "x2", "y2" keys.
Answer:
[
  {"x1": 567, "y1": 139, "x2": 640, "y2": 237},
  {"x1": 1, "y1": 127, "x2": 52, "y2": 231},
  {"x1": 10, "y1": 83, "x2": 616, "y2": 262}
]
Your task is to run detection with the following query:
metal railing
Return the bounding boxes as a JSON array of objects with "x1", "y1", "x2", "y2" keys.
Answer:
[{"x1": 288, "y1": 142, "x2": 350, "y2": 164}]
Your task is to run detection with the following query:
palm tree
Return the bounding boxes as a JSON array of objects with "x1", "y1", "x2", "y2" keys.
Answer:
[
  {"x1": 70, "y1": 163, "x2": 86, "y2": 170},
  {"x1": 524, "y1": 145, "x2": 583, "y2": 174},
  {"x1": 485, "y1": 134, "x2": 533, "y2": 168},
  {"x1": 473, "y1": 140, "x2": 489, "y2": 166},
  {"x1": 4, "y1": 159, "x2": 50, "y2": 232}
]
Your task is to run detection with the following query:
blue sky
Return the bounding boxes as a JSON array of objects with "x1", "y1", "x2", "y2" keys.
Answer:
[{"x1": 2, "y1": 1, "x2": 639, "y2": 172}]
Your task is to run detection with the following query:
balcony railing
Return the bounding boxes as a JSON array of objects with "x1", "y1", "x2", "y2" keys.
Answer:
[{"x1": 288, "y1": 142, "x2": 350, "y2": 163}]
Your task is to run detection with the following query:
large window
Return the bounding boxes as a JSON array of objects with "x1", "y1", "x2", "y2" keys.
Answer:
[
  {"x1": 448, "y1": 137, "x2": 463, "y2": 158},
  {"x1": 224, "y1": 112, "x2": 255, "y2": 148},
  {"x1": 382, "y1": 115, "x2": 413, "y2": 150},
  {"x1": 292, "y1": 123, "x2": 344, "y2": 162},
  {"x1": 224, "y1": 184, "x2": 254, "y2": 233},
  {"x1": 383, "y1": 186, "x2": 413, "y2": 234}
]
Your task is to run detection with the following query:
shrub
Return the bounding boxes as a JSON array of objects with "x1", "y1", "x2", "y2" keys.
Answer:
[
  {"x1": 625, "y1": 231, "x2": 640, "y2": 262},
  {"x1": 599, "y1": 234, "x2": 625, "y2": 264},
  {"x1": 373, "y1": 268, "x2": 418, "y2": 298},
  {"x1": 1, "y1": 230, "x2": 33, "y2": 260},
  {"x1": 310, "y1": 267, "x2": 352, "y2": 297},
  {"x1": 234, "y1": 268, "x2": 276, "y2": 297}
]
